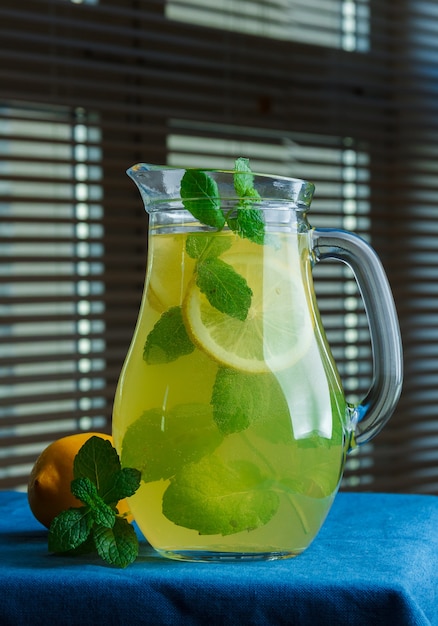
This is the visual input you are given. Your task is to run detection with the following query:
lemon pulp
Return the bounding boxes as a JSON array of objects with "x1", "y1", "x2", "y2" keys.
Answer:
[
  {"x1": 147, "y1": 234, "x2": 196, "y2": 311},
  {"x1": 183, "y1": 250, "x2": 313, "y2": 373}
]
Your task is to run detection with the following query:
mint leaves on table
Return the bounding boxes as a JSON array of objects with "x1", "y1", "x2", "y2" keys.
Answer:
[{"x1": 48, "y1": 436, "x2": 141, "y2": 568}]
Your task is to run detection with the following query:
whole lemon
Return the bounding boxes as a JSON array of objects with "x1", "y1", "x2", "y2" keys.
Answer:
[{"x1": 27, "y1": 432, "x2": 132, "y2": 528}]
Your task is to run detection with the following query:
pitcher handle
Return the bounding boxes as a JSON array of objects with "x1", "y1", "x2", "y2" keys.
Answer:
[{"x1": 311, "y1": 228, "x2": 403, "y2": 447}]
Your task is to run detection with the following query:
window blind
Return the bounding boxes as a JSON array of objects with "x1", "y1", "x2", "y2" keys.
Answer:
[{"x1": 0, "y1": 0, "x2": 436, "y2": 494}]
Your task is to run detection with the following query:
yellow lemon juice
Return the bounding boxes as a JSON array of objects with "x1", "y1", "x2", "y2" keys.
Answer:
[{"x1": 112, "y1": 229, "x2": 348, "y2": 560}]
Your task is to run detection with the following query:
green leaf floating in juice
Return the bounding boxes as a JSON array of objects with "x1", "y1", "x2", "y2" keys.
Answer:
[
  {"x1": 113, "y1": 157, "x2": 403, "y2": 561},
  {"x1": 162, "y1": 455, "x2": 280, "y2": 536}
]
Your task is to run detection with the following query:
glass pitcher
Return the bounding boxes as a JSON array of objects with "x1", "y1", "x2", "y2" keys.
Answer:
[{"x1": 112, "y1": 164, "x2": 403, "y2": 562}]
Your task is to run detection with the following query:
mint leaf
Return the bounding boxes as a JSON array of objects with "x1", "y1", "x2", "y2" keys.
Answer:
[
  {"x1": 103, "y1": 467, "x2": 141, "y2": 504},
  {"x1": 233, "y1": 205, "x2": 266, "y2": 245},
  {"x1": 211, "y1": 368, "x2": 291, "y2": 437},
  {"x1": 181, "y1": 169, "x2": 225, "y2": 229},
  {"x1": 70, "y1": 476, "x2": 99, "y2": 506},
  {"x1": 71, "y1": 477, "x2": 116, "y2": 528},
  {"x1": 49, "y1": 436, "x2": 141, "y2": 568},
  {"x1": 233, "y1": 157, "x2": 259, "y2": 197},
  {"x1": 143, "y1": 305, "x2": 194, "y2": 364},
  {"x1": 230, "y1": 158, "x2": 266, "y2": 245},
  {"x1": 185, "y1": 233, "x2": 232, "y2": 260},
  {"x1": 93, "y1": 516, "x2": 139, "y2": 568},
  {"x1": 162, "y1": 455, "x2": 279, "y2": 535},
  {"x1": 65, "y1": 534, "x2": 96, "y2": 556},
  {"x1": 196, "y1": 257, "x2": 252, "y2": 321},
  {"x1": 48, "y1": 507, "x2": 93, "y2": 553},
  {"x1": 73, "y1": 436, "x2": 120, "y2": 500},
  {"x1": 180, "y1": 160, "x2": 265, "y2": 246},
  {"x1": 121, "y1": 403, "x2": 223, "y2": 483}
]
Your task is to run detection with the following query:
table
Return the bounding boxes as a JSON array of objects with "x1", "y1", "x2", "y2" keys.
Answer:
[{"x1": 1, "y1": 491, "x2": 437, "y2": 625}]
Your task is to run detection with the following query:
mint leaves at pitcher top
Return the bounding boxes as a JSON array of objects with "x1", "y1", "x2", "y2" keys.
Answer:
[
  {"x1": 143, "y1": 158, "x2": 262, "y2": 365},
  {"x1": 181, "y1": 157, "x2": 265, "y2": 245}
]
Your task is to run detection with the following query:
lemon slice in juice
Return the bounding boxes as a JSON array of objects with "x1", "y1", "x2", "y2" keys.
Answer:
[
  {"x1": 147, "y1": 234, "x2": 196, "y2": 312},
  {"x1": 183, "y1": 251, "x2": 313, "y2": 373}
]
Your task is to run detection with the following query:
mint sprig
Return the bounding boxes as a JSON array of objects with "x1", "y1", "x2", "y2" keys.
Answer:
[
  {"x1": 181, "y1": 157, "x2": 266, "y2": 246},
  {"x1": 143, "y1": 158, "x2": 261, "y2": 365},
  {"x1": 181, "y1": 158, "x2": 263, "y2": 320},
  {"x1": 48, "y1": 436, "x2": 141, "y2": 568}
]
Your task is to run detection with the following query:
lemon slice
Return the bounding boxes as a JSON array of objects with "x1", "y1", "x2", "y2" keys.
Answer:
[
  {"x1": 183, "y1": 251, "x2": 313, "y2": 373},
  {"x1": 147, "y1": 234, "x2": 196, "y2": 312}
]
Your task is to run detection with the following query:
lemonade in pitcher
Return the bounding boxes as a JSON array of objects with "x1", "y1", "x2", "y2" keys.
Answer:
[{"x1": 112, "y1": 161, "x2": 351, "y2": 561}]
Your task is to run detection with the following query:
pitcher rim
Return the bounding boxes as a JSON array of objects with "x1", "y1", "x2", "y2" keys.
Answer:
[
  {"x1": 127, "y1": 163, "x2": 316, "y2": 211},
  {"x1": 127, "y1": 162, "x2": 314, "y2": 186}
]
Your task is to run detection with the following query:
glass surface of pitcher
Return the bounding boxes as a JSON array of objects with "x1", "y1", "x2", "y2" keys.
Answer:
[{"x1": 112, "y1": 164, "x2": 403, "y2": 562}]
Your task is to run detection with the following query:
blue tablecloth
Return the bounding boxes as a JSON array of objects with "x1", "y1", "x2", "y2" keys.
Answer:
[{"x1": 1, "y1": 491, "x2": 437, "y2": 625}]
